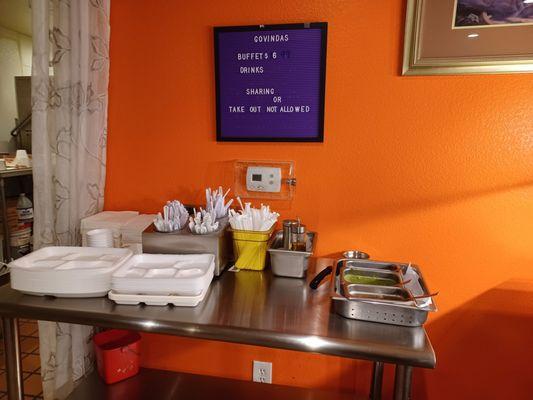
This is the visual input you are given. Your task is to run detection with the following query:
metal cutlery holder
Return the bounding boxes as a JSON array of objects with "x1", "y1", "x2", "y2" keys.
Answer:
[
  {"x1": 267, "y1": 230, "x2": 316, "y2": 278},
  {"x1": 331, "y1": 259, "x2": 436, "y2": 327},
  {"x1": 142, "y1": 218, "x2": 233, "y2": 276}
]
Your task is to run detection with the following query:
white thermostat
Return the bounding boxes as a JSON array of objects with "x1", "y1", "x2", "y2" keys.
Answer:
[{"x1": 246, "y1": 166, "x2": 282, "y2": 193}]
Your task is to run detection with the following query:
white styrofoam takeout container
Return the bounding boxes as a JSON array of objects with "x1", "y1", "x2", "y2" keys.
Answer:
[
  {"x1": 111, "y1": 254, "x2": 215, "y2": 296},
  {"x1": 10, "y1": 246, "x2": 133, "y2": 297},
  {"x1": 108, "y1": 265, "x2": 212, "y2": 306}
]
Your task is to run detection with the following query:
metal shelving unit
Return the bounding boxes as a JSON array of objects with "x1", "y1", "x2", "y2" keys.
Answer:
[
  {"x1": 66, "y1": 368, "x2": 363, "y2": 400},
  {"x1": 0, "y1": 167, "x2": 32, "y2": 263}
]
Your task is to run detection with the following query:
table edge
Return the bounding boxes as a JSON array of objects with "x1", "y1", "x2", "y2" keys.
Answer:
[{"x1": 0, "y1": 301, "x2": 436, "y2": 368}]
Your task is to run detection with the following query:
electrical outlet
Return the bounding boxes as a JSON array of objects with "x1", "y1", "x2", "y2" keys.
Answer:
[{"x1": 252, "y1": 360, "x2": 272, "y2": 384}]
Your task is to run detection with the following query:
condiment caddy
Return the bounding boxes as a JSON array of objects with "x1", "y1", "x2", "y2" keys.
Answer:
[
  {"x1": 268, "y1": 230, "x2": 317, "y2": 278},
  {"x1": 144, "y1": 187, "x2": 236, "y2": 275},
  {"x1": 268, "y1": 217, "x2": 315, "y2": 278},
  {"x1": 142, "y1": 217, "x2": 232, "y2": 276},
  {"x1": 228, "y1": 200, "x2": 280, "y2": 270}
]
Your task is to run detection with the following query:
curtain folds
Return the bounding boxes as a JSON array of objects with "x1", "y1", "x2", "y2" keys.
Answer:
[{"x1": 31, "y1": 0, "x2": 110, "y2": 398}]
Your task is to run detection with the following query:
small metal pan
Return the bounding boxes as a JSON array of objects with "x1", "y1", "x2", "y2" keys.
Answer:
[
  {"x1": 343, "y1": 260, "x2": 405, "y2": 274},
  {"x1": 341, "y1": 267, "x2": 402, "y2": 287},
  {"x1": 342, "y1": 284, "x2": 412, "y2": 302}
]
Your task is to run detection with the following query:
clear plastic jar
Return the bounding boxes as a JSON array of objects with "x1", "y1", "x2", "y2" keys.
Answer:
[{"x1": 291, "y1": 224, "x2": 307, "y2": 252}]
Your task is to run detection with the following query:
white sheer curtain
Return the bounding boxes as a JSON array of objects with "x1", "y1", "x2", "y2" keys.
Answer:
[{"x1": 31, "y1": 0, "x2": 110, "y2": 398}]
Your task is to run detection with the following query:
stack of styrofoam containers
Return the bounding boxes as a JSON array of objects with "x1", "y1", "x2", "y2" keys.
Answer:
[
  {"x1": 81, "y1": 211, "x2": 139, "y2": 248},
  {"x1": 9, "y1": 247, "x2": 133, "y2": 297},
  {"x1": 108, "y1": 254, "x2": 215, "y2": 306},
  {"x1": 81, "y1": 212, "x2": 155, "y2": 254}
]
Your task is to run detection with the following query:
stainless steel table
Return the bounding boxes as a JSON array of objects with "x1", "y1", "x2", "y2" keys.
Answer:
[
  {"x1": 0, "y1": 166, "x2": 32, "y2": 262},
  {"x1": 0, "y1": 259, "x2": 435, "y2": 399}
]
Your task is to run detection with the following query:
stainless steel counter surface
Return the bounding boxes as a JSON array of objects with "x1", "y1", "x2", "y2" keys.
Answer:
[{"x1": 0, "y1": 259, "x2": 435, "y2": 368}]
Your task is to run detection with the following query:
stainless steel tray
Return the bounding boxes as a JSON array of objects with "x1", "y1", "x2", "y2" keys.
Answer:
[{"x1": 331, "y1": 259, "x2": 437, "y2": 327}]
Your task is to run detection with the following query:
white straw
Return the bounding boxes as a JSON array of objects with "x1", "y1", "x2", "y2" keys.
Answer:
[{"x1": 228, "y1": 202, "x2": 279, "y2": 232}]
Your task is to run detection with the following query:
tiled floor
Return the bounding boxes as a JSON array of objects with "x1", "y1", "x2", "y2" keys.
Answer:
[{"x1": 0, "y1": 319, "x2": 43, "y2": 400}]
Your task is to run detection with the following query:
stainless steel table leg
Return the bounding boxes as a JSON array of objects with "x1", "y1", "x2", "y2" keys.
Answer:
[
  {"x1": 2, "y1": 317, "x2": 24, "y2": 400},
  {"x1": 369, "y1": 361, "x2": 384, "y2": 400},
  {"x1": 0, "y1": 178, "x2": 10, "y2": 262},
  {"x1": 393, "y1": 365, "x2": 413, "y2": 400}
]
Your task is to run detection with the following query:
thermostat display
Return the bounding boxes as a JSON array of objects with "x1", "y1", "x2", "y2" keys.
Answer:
[{"x1": 246, "y1": 167, "x2": 281, "y2": 193}]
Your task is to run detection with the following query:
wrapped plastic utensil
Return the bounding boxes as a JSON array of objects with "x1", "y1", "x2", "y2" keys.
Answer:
[
  {"x1": 205, "y1": 186, "x2": 233, "y2": 220},
  {"x1": 189, "y1": 208, "x2": 219, "y2": 234},
  {"x1": 154, "y1": 200, "x2": 189, "y2": 232}
]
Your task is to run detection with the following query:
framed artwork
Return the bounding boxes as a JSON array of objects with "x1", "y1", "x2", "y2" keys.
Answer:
[
  {"x1": 214, "y1": 23, "x2": 327, "y2": 142},
  {"x1": 403, "y1": 0, "x2": 533, "y2": 75}
]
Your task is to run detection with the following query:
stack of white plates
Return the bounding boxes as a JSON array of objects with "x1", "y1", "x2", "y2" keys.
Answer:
[
  {"x1": 86, "y1": 229, "x2": 114, "y2": 248},
  {"x1": 9, "y1": 247, "x2": 133, "y2": 297},
  {"x1": 109, "y1": 254, "x2": 215, "y2": 306}
]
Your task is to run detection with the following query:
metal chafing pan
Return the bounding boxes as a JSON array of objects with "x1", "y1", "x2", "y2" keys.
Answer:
[
  {"x1": 342, "y1": 284, "x2": 411, "y2": 302},
  {"x1": 268, "y1": 230, "x2": 317, "y2": 278},
  {"x1": 342, "y1": 267, "x2": 402, "y2": 287},
  {"x1": 343, "y1": 259, "x2": 407, "y2": 274},
  {"x1": 330, "y1": 259, "x2": 437, "y2": 327}
]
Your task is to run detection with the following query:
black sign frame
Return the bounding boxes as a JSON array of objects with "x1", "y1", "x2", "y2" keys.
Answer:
[{"x1": 214, "y1": 22, "x2": 328, "y2": 142}]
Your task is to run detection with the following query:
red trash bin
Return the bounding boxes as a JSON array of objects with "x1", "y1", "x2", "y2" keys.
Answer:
[{"x1": 93, "y1": 329, "x2": 141, "y2": 384}]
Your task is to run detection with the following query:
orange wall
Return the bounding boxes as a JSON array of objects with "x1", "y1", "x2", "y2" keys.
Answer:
[{"x1": 105, "y1": 1, "x2": 533, "y2": 398}]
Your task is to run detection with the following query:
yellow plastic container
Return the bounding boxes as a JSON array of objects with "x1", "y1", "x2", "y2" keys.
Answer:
[{"x1": 231, "y1": 228, "x2": 273, "y2": 271}]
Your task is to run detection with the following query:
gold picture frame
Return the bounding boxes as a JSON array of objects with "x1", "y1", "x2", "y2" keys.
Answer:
[{"x1": 402, "y1": 0, "x2": 533, "y2": 75}]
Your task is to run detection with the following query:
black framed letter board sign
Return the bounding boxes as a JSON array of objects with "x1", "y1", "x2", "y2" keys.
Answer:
[{"x1": 214, "y1": 22, "x2": 327, "y2": 142}]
